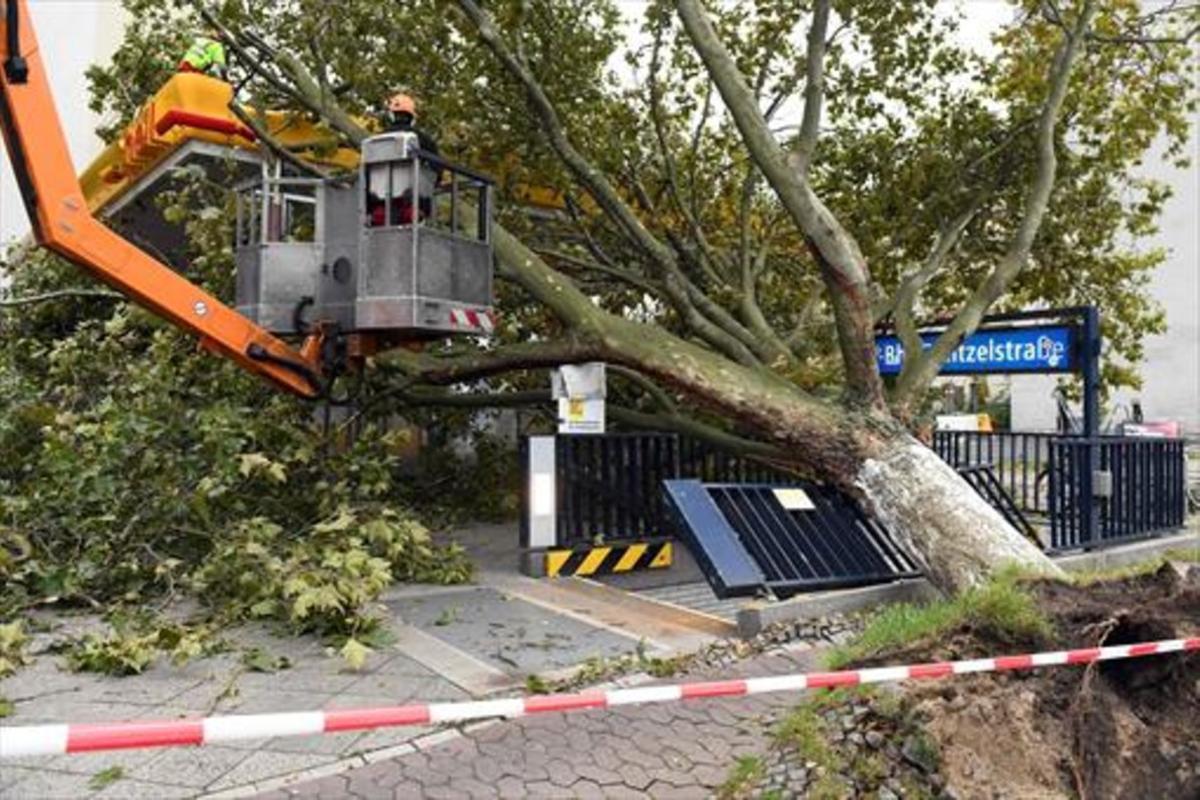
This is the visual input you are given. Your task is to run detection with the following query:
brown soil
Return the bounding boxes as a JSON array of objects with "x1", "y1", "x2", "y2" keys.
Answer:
[{"x1": 895, "y1": 564, "x2": 1200, "y2": 800}]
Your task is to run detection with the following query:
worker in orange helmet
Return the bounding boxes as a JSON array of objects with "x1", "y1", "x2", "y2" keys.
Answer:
[
  {"x1": 382, "y1": 92, "x2": 439, "y2": 156},
  {"x1": 371, "y1": 93, "x2": 442, "y2": 227}
]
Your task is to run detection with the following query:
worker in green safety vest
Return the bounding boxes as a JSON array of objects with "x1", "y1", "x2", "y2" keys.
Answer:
[{"x1": 178, "y1": 32, "x2": 228, "y2": 80}]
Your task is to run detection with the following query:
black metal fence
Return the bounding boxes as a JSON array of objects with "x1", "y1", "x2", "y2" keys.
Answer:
[
  {"x1": 549, "y1": 433, "x2": 793, "y2": 548},
  {"x1": 935, "y1": 430, "x2": 1186, "y2": 551},
  {"x1": 534, "y1": 430, "x2": 1185, "y2": 554},
  {"x1": 934, "y1": 431, "x2": 1059, "y2": 514},
  {"x1": 955, "y1": 464, "x2": 1038, "y2": 543},
  {"x1": 1048, "y1": 436, "x2": 1187, "y2": 551}
]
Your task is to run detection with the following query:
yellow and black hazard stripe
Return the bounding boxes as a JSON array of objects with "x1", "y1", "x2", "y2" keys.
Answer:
[{"x1": 545, "y1": 540, "x2": 672, "y2": 578}]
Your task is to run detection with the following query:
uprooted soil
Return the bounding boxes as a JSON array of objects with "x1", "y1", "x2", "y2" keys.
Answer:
[{"x1": 893, "y1": 564, "x2": 1200, "y2": 800}]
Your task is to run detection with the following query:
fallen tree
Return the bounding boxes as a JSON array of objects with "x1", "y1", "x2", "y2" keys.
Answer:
[{"x1": 51, "y1": 0, "x2": 1200, "y2": 593}]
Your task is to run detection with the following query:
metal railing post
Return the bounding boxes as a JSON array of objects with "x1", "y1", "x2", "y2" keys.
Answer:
[{"x1": 1080, "y1": 306, "x2": 1102, "y2": 547}]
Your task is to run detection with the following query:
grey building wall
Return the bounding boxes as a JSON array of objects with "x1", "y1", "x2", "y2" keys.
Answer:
[{"x1": 1011, "y1": 110, "x2": 1199, "y2": 435}]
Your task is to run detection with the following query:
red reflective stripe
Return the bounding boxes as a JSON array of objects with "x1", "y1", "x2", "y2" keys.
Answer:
[
  {"x1": 67, "y1": 721, "x2": 203, "y2": 753},
  {"x1": 994, "y1": 655, "x2": 1034, "y2": 671},
  {"x1": 805, "y1": 671, "x2": 861, "y2": 689},
  {"x1": 908, "y1": 662, "x2": 953, "y2": 680},
  {"x1": 1066, "y1": 648, "x2": 1101, "y2": 664},
  {"x1": 154, "y1": 110, "x2": 256, "y2": 142},
  {"x1": 1185, "y1": 638, "x2": 1200, "y2": 651},
  {"x1": 323, "y1": 705, "x2": 431, "y2": 732},
  {"x1": 523, "y1": 692, "x2": 608, "y2": 714},
  {"x1": 679, "y1": 680, "x2": 748, "y2": 699},
  {"x1": 1127, "y1": 643, "x2": 1160, "y2": 657}
]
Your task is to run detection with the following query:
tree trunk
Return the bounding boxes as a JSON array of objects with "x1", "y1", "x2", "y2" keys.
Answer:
[
  {"x1": 616, "y1": 322, "x2": 1064, "y2": 594},
  {"x1": 399, "y1": 301, "x2": 1065, "y2": 595},
  {"x1": 854, "y1": 434, "x2": 1064, "y2": 594}
]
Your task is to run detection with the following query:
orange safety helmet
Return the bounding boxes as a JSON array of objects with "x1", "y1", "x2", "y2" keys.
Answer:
[{"x1": 386, "y1": 93, "x2": 416, "y2": 117}]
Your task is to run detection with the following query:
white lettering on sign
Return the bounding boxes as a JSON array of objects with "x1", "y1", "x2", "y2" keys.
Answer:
[{"x1": 877, "y1": 328, "x2": 1071, "y2": 374}]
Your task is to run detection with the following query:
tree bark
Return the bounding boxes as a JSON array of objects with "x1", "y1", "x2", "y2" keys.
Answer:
[{"x1": 855, "y1": 435, "x2": 1063, "y2": 592}]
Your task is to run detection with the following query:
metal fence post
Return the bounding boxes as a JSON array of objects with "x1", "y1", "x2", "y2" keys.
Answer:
[{"x1": 1080, "y1": 306, "x2": 1101, "y2": 547}]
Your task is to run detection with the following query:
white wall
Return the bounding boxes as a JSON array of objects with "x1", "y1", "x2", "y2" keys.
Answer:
[
  {"x1": 0, "y1": 0, "x2": 128, "y2": 245},
  {"x1": 1109, "y1": 117, "x2": 1200, "y2": 433},
  {"x1": 1010, "y1": 109, "x2": 1200, "y2": 435}
]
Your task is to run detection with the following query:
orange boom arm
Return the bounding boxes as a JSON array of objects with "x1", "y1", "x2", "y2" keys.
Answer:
[{"x1": 0, "y1": 0, "x2": 321, "y2": 398}]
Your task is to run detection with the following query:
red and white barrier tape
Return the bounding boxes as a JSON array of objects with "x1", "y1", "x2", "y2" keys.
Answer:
[
  {"x1": 449, "y1": 308, "x2": 496, "y2": 333},
  {"x1": 3, "y1": 637, "x2": 1195, "y2": 759}
]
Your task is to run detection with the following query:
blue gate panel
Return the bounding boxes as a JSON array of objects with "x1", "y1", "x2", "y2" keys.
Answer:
[
  {"x1": 663, "y1": 480, "x2": 919, "y2": 599},
  {"x1": 662, "y1": 480, "x2": 765, "y2": 597}
]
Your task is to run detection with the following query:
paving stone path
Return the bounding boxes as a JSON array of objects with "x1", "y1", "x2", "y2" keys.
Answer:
[{"x1": 256, "y1": 646, "x2": 821, "y2": 799}]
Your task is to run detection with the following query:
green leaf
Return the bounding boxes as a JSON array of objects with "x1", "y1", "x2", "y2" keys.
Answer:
[
  {"x1": 88, "y1": 766, "x2": 125, "y2": 790},
  {"x1": 339, "y1": 637, "x2": 370, "y2": 671},
  {"x1": 240, "y1": 647, "x2": 292, "y2": 673}
]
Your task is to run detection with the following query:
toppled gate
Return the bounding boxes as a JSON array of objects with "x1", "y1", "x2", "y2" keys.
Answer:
[
  {"x1": 520, "y1": 433, "x2": 919, "y2": 598},
  {"x1": 662, "y1": 481, "x2": 919, "y2": 599}
]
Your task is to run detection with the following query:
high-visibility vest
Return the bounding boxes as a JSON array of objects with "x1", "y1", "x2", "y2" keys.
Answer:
[{"x1": 181, "y1": 37, "x2": 227, "y2": 74}]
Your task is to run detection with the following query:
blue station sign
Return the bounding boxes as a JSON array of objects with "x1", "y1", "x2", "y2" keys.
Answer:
[{"x1": 876, "y1": 324, "x2": 1077, "y2": 376}]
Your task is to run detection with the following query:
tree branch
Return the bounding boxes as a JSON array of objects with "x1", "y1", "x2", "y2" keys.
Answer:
[
  {"x1": 198, "y1": 6, "x2": 312, "y2": 111},
  {"x1": 794, "y1": 0, "x2": 832, "y2": 177},
  {"x1": 609, "y1": 364, "x2": 677, "y2": 413},
  {"x1": 227, "y1": 101, "x2": 334, "y2": 179},
  {"x1": 1087, "y1": 22, "x2": 1198, "y2": 45},
  {"x1": 608, "y1": 405, "x2": 788, "y2": 462},
  {"x1": 0, "y1": 289, "x2": 125, "y2": 309},
  {"x1": 892, "y1": 1, "x2": 1099, "y2": 404},
  {"x1": 889, "y1": 200, "x2": 984, "y2": 382},
  {"x1": 455, "y1": 0, "x2": 673, "y2": 269},
  {"x1": 647, "y1": 27, "x2": 731, "y2": 286},
  {"x1": 535, "y1": 249, "x2": 662, "y2": 296},
  {"x1": 456, "y1": 0, "x2": 780, "y2": 370},
  {"x1": 676, "y1": 0, "x2": 886, "y2": 407},
  {"x1": 785, "y1": 288, "x2": 825, "y2": 351},
  {"x1": 384, "y1": 388, "x2": 550, "y2": 410},
  {"x1": 343, "y1": 388, "x2": 551, "y2": 434}
]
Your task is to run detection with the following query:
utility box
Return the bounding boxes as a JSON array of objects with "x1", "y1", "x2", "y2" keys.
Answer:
[{"x1": 234, "y1": 132, "x2": 494, "y2": 339}]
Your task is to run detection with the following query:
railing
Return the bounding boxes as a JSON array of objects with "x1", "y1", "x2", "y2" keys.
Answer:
[
  {"x1": 676, "y1": 437, "x2": 791, "y2": 485},
  {"x1": 554, "y1": 433, "x2": 676, "y2": 547},
  {"x1": 1048, "y1": 437, "x2": 1187, "y2": 551},
  {"x1": 538, "y1": 431, "x2": 1186, "y2": 554},
  {"x1": 546, "y1": 433, "x2": 794, "y2": 548},
  {"x1": 933, "y1": 431, "x2": 1060, "y2": 514},
  {"x1": 955, "y1": 464, "x2": 1039, "y2": 544},
  {"x1": 934, "y1": 430, "x2": 1187, "y2": 551}
]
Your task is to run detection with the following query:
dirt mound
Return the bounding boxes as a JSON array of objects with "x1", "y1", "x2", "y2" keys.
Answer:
[{"x1": 905, "y1": 565, "x2": 1200, "y2": 800}]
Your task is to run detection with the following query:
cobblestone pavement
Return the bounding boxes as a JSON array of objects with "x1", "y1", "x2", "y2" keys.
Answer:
[{"x1": 256, "y1": 646, "x2": 822, "y2": 799}]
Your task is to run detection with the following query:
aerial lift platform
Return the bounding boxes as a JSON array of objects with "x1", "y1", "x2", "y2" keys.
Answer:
[{"x1": 1, "y1": 0, "x2": 497, "y2": 398}]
